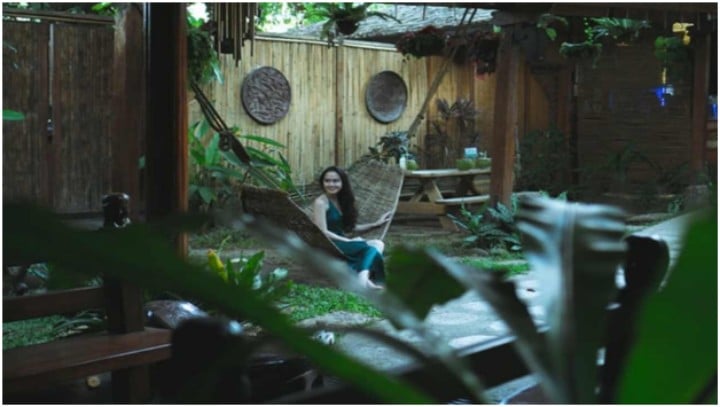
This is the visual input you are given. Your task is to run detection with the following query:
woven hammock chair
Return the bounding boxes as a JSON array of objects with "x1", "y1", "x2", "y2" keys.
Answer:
[{"x1": 241, "y1": 158, "x2": 404, "y2": 260}]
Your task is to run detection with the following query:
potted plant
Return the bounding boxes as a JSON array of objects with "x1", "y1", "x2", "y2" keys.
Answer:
[
  {"x1": 368, "y1": 131, "x2": 412, "y2": 164},
  {"x1": 475, "y1": 155, "x2": 491, "y2": 169},
  {"x1": 559, "y1": 17, "x2": 650, "y2": 68},
  {"x1": 315, "y1": 3, "x2": 401, "y2": 40},
  {"x1": 456, "y1": 158, "x2": 475, "y2": 171},
  {"x1": 396, "y1": 25, "x2": 446, "y2": 58}
]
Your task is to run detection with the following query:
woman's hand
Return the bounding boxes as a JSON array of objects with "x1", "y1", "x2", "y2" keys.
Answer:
[{"x1": 375, "y1": 211, "x2": 393, "y2": 227}]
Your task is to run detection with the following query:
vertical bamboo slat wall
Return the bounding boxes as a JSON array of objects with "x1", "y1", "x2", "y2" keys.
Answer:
[
  {"x1": 336, "y1": 44, "x2": 427, "y2": 167},
  {"x1": 202, "y1": 37, "x2": 497, "y2": 184},
  {"x1": 52, "y1": 24, "x2": 114, "y2": 213},
  {"x1": 3, "y1": 21, "x2": 114, "y2": 214},
  {"x1": 3, "y1": 22, "x2": 51, "y2": 207}
]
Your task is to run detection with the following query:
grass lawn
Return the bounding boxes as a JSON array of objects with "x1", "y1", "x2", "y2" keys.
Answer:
[
  {"x1": 280, "y1": 283, "x2": 382, "y2": 322},
  {"x1": 3, "y1": 316, "x2": 65, "y2": 350}
]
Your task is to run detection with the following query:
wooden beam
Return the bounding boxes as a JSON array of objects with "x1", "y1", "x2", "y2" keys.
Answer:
[
  {"x1": 550, "y1": 3, "x2": 717, "y2": 16},
  {"x1": 2, "y1": 8, "x2": 114, "y2": 25},
  {"x1": 691, "y1": 32, "x2": 711, "y2": 178},
  {"x1": 489, "y1": 27, "x2": 523, "y2": 206},
  {"x1": 146, "y1": 4, "x2": 189, "y2": 256}
]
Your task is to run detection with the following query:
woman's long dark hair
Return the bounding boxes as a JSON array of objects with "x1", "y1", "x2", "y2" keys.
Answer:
[{"x1": 319, "y1": 166, "x2": 358, "y2": 232}]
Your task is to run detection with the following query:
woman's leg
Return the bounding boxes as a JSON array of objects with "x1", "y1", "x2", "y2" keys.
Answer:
[{"x1": 358, "y1": 270, "x2": 383, "y2": 289}]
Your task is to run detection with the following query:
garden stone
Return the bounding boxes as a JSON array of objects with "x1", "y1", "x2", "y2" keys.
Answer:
[
  {"x1": 295, "y1": 311, "x2": 379, "y2": 329},
  {"x1": 144, "y1": 300, "x2": 209, "y2": 329}
]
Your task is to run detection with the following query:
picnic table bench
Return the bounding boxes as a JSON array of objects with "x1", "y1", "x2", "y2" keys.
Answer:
[{"x1": 397, "y1": 168, "x2": 492, "y2": 230}]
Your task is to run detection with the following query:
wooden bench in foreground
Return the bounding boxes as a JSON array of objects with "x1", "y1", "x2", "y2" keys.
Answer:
[{"x1": 3, "y1": 282, "x2": 172, "y2": 402}]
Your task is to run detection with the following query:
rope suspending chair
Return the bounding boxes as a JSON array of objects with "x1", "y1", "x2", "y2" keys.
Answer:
[{"x1": 191, "y1": 82, "x2": 282, "y2": 190}]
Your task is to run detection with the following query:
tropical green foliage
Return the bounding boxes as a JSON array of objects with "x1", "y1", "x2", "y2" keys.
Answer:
[
  {"x1": 4, "y1": 204, "x2": 433, "y2": 402},
  {"x1": 391, "y1": 198, "x2": 716, "y2": 403},
  {"x1": 188, "y1": 118, "x2": 300, "y2": 211},
  {"x1": 654, "y1": 35, "x2": 692, "y2": 82},
  {"x1": 189, "y1": 120, "x2": 230, "y2": 211},
  {"x1": 425, "y1": 98, "x2": 481, "y2": 167},
  {"x1": 536, "y1": 13, "x2": 568, "y2": 41},
  {"x1": 311, "y1": 3, "x2": 401, "y2": 40},
  {"x1": 367, "y1": 130, "x2": 412, "y2": 164},
  {"x1": 560, "y1": 17, "x2": 651, "y2": 67},
  {"x1": 617, "y1": 210, "x2": 717, "y2": 403},
  {"x1": 187, "y1": 11, "x2": 222, "y2": 85},
  {"x1": 517, "y1": 127, "x2": 570, "y2": 195},
  {"x1": 449, "y1": 198, "x2": 522, "y2": 252},
  {"x1": 4, "y1": 194, "x2": 716, "y2": 402},
  {"x1": 206, "y1": 248, "x2": 290, "y2": 304}
]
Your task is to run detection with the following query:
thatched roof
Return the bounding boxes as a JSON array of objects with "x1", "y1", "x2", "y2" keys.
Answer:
[{"x1": 280, "y1": 5, "x2": 496, "y2": 43}]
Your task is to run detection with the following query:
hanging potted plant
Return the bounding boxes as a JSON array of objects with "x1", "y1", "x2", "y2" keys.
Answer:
[
  {"x1": 316, "y1": 3, "x2": 401, "y2": 40},
  {"x1": 468, "y1": 31, "x2": 501, "y2": 75},
  {"x1": 396, "y1": 25, "x2": 446, "y2": 58},
  {"x1": 559, "y1": 17, "x2": 650, "y2": 67}
]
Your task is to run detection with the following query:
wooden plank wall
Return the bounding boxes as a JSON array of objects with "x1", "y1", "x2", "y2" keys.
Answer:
[
  {"x1": 199, "y1": 37, "x2": 497, "y2": 184},
  {"x1": 576, "y1": 31, "x2": 693, "y2": 194}
]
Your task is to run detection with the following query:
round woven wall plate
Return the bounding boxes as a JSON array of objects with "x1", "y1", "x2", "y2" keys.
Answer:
[
  {"x1": 365, "y1": 71, "x2": 408, "y2": 124},
  {"x1": 241, "y1": 66, "x2": 291, "y2": 125}
]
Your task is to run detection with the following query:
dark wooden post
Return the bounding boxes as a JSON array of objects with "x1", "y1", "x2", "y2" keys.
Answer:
[
  {"x1": 101, "y1": 192, "x2": 149, "y2": 402},
  {"x1": 111, "y1": 5, "x2": 145, "y2": 221},
  {"x1": 690, "y1": 31, "x2": 710, "y2": 179},
  {"x1": 489, "y1": 26, "x2": 524, "y2": 206},
  {"x1": 145, "y1": 3, "x2": 189, "y2": 256}
]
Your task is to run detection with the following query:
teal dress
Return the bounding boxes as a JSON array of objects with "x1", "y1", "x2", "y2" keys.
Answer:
[{"x1": 326, "y1": 203, "x2": 385, "y2": 283}]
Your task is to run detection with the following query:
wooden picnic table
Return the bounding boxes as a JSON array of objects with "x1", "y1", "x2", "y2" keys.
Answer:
[{"x1": 397, "y1": 167, "x2": 491, "y2": 230}]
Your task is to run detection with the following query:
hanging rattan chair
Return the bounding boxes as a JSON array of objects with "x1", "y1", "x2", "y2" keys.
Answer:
[{"x1": 241, "y1": 158, "x2": 404, "y2": 260}]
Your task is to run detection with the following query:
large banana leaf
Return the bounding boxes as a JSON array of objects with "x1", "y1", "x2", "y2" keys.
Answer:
[
  {"x1": 387, "y1": 196, "x2": 628, "y2": 403},
  {"x1": 618, "y1": 209, "x2": 717, "y2": 403},
  {"x1": 514, "y1": 196, "x2": 627, "y2": 402}
]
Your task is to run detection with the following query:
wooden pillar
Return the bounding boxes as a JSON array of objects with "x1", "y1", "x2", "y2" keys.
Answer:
[
  {"x1": 109, "y1": 10, "x2": 152, "y2": 400},
  {"x1": 110, "y1": 5, "x2": 145, "y2": 221},
  {"x1": 691, "y1": 32, "x2": 710, "y2": 179},
  {"x1": 489, "y1": 27, "x2": 524, "y2": 206},
  {"x1": 146, "y1": 4, "x2": 188, "y2": 256}
]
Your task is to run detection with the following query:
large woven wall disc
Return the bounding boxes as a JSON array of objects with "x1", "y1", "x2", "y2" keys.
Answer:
[
  {"x1": 365, "y1": 71, "x2": 408, "y2": 124},
  {"x1": 241, "y1": 66, "x2": 291, "y2": 125}
]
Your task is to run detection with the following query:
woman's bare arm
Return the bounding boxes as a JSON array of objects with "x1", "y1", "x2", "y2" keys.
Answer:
[
  {"x1": 312, "y1": 196, "x2": 355, "y2": 242},
  {"x1": 354, "y1": 210, "x2": 393, "y2": 233}
]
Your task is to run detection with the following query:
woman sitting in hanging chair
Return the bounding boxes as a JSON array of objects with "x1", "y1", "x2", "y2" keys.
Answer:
[{"x1": 312, "y1": 166, "x2": 393, "y2": 290}]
